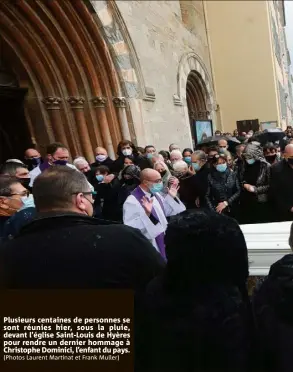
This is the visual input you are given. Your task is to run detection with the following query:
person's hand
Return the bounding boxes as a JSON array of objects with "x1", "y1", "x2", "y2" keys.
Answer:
[
  {"x1": 216, "y1": 202, "x2": 227, "y2": 214},
  {"x1": 168, "y1": 183, "x2": 180, "y2": 198},
  {"x1": 195, "y1": 197, "x2": 200, "y2": 208},
  {"x1": 141, "y1": 196, "x2": 153, "y2": 216},
  {"x1": 188, "y1": 165, "x2": 195, "y2": 175},
  {"x1": 244, "y1": 183, "x2": 255, "y2": 193},
  {"x1": 104, "y1": 174, "x2": 115, "y2": 184}
]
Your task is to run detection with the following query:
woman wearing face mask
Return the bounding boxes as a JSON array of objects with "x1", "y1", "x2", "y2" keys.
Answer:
[
  {"x1": 173, "y1": 160, "x2": 198, "y2": 209},
  {"x1": 206, "y1": 153, "x2": 240, "y2": 217},
  {"x1": 182, "y1": 148, "x2": 193, "y2": 166},
  {"x1": 238, "y1": 141, "x2": 271, "y2": 224},
  {"x1": 113, "y1": 140, "x2": 146, "y2": 173},
  {"x1": 263, "y1": 143, "x2": 279, "y2": 165},
  {"x1": 117, "y1": 165, "x2": 141, "y2": 222},
  {"x1": 93, "y1": 166, "x2": 120, "y2": 221},
  {"x1": 0, "y1": 177, "x2": 36, "y2": 243}
]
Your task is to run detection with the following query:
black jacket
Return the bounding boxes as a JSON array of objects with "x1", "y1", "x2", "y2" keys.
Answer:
[
  {"x1": 269, "y1": 160, "x2": 293, "y2": 221},
  {"x1": 93, "y1": 178, "x2": 121, "y2": 221},
  {"x1": 206, "y1": 168, "x2": 240, "y2": 211},
  {"x1": 239, "y1": 160, "x2": 270, "y2": 203},
  {"x1": 193, "y1": 163, "x2": 210, "y2": 207},
  {"x1": 252, "y1": 254, "x2": 293, "y2": 372},
  {"x1": 0, "y1": 212, "x2": 165, "y2": 290},
  {"x1": 138, "y1": 276, "x2": 251, "y2": 372}
]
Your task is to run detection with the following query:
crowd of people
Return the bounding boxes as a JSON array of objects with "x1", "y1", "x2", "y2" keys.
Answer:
[{"x1": 1, "y1": 127, "x2": 293, "y2": 370}]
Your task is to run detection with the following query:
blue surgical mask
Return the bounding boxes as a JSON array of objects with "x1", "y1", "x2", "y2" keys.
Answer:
[
  {"x1": 147, "y1": 153, "x2": 153, "y2": 159},
  {"x1": 184, "y1": 156, "x2": 191, "y2": 164},
  {"x1": 96, "y1": 175, "x2": 104, "y2": 182},
  {"x1": 192, "y1": 162, "x2": 200, "y2": 171},
  {"x1": 149, "y1": 182, "x2": 164, "y2": 194},
  {"x1": 19, "y1": 194, "x2": 35, "y2": 211},
  {"x1": 246, "y1": 159, "x2": 255, "y2": 165},
  {"x1": 219, "y1": 148, "x2": 226, "y2": 153},
  {"x1": 216, "y1": 163, "x2": 227, "y2": 172}
]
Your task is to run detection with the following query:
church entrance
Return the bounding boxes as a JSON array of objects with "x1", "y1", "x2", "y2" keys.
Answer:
[
  {"x1": 186, "y1": 71, "x2": 212, "y2": 146},
  {"x1": 0, "y1": 0, "x2": 127, "y2": 162},
  {"x1": 0, "y1": 86, "x2": 31, "y2": 164}
]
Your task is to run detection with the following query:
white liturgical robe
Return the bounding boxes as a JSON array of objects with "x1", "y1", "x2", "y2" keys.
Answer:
[{"x1": 123, "y1": 187, "x2": 186, "y2": 252}]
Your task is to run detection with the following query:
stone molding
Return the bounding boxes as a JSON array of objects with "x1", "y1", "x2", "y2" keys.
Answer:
[
  {"x1": 91, "y1": 96, "x2": 107, "y2": 108},
  {"x1": 67, "y1": 96, "x2": 85, "y2": 109},
  {"x1": 42, "y1": 96, "x2": 62, "y2": 110},
  {"x1": 143, "y1": 87, "x2": 156, "y2": 102},
  {"x1": 113, "y1": 97, "x2": 127, "y2": 108}
]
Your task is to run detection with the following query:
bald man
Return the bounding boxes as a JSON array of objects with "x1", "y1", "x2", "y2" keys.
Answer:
[
  {"x1": 123, "y1": 169, "x2": 186, "y2": 258},
  {"x1": 91, "y1": 146, "x2": 114, "y2": 171},
  {"x1": 24, "y1": 148, "x2": 42, "y2": 171},
  {"x1": 218, "y1": 139, "x2": 228, "y2": 153},
  {"x1": 269, "y1": 144, "x2": 293, "y2": 221}
]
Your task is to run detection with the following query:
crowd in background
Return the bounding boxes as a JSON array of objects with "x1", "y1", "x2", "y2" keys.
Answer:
[{"x1": 1, "y1": 127, "x2": 293, "y2": 371}]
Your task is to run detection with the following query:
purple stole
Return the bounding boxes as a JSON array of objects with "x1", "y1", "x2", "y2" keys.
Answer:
[
  {"x1": 131, "y1": 187, "x2": 166, "y2": 259},
  {"x1": 39, "y1": 161, "x2": 50, "y2": 172}
]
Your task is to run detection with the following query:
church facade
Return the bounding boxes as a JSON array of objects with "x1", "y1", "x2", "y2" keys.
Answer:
[{"x1": 0, "y1": 0, "x2": 217, "y2": 162}]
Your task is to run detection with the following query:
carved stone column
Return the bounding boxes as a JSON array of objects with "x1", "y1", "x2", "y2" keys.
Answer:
[
  {"x1": 42, "y1": 96, "x2": 67, "y2": 145},
  {"x1": 113, "y1": 97, "x2": 131, "y2": 140},
  {"x1": 91, "y1": 97, "x2": 115, "y2": 159},
  {"x1": 67, "y1": 96, "x2": 92, "y2": 160}
]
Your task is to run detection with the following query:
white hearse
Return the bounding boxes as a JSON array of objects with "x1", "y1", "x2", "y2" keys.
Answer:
[{"x1": 241, "y1": 221, "x2": 292, "y2": 276}]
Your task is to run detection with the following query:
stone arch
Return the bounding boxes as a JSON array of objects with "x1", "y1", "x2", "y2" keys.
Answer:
[
  {"x1": 0, "y1": 0, "x2": 137, "y2": 161},
  {"x1": 176, "y1": 52, "x2": 215, "y2": 110},
  {"x1": 89, "y1": 0, "x2": 152, "y2": 101},
  {"x1": 174, "y1": 52, "x2": 218, "y2": 144}
]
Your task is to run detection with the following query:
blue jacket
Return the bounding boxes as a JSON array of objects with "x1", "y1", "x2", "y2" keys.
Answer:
[{"x1": 2, "y1": 207, "x2": 36, "y2": 243}]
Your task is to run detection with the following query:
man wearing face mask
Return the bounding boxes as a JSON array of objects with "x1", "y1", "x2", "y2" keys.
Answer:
[
  {"x1": 218, "y1": 139, "x2": 229, "y2": 153},
  {"x1": 269, "y1": 144, "x2": 293, "y2": 222},
  {"x1": 0, "y1": 177, "x2": 35, "y2": 243},
  {"x1": 91, "y1": 147, "x2": 114, "y2": 171},
  {"x1": 0, "y1": 167, "x2": 165, "y2": 290},
  {"x1": 24, "y1": 148, "x2": 42, "y2": 171},
  {"x1": 29, "y1": 142, "x2": 78, "y2": 187},
  {"x1": 0, "y1": 162, "x2": 31, "y2": 191},
  {"x1": 123, "y1": 169, "x2": 186, "y2": 259}
]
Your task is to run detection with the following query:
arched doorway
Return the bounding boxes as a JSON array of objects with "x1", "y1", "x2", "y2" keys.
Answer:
[
  {"x1": 186, "y1": 71, "x2": 210, "y2": 145},
  {"x1": 0, "y1": 0, "x2": 128, "y2": 162}
]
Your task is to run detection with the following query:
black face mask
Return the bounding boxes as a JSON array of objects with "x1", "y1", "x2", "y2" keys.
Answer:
[
  {"x1": 287, "y1": 158, "x2": 293, "y2": 166},
  {"x1": 19, "y1": 178, "x2": 31, "y2": 189},
  {"x1": 160, "y1": 170, "x2": 167, "y2": 177},
  {"x1": 265, "y1": 154, "x2": 277, "y2": 164},
  {"x1": 25, "y1": 157, "x2": 42, "y2": 170}
]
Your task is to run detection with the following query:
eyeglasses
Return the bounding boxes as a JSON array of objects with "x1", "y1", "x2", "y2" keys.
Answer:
[
  {"x1": 10, "y1": 190, "x2": 30, "y2": 197},
  {"x1": 72, "y1": 191, "x2": 97, "y2": 196},
  {"x1": 72, "y1": 191, "x2": 97, "y2": 204}
]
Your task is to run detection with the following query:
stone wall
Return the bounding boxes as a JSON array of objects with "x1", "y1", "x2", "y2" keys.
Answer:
[{"x1": 115, "y1": 0, "x2": 216, "y2": 150}]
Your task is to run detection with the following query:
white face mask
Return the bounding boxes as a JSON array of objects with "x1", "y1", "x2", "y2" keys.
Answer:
[
  {"x1": 122, "y1": 149, "x2": 132, "y2": 156},
  {"x1": 96, "y1": 155, "x2": 107, "y2": 162},
  {"x1": 19, "y1": 194, "x2": 35, "y2": 210}
]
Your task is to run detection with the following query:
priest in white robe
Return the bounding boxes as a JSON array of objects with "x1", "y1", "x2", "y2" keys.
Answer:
[{"x1": 123, "y1": 168, "x2": 186, "y2": 258}]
